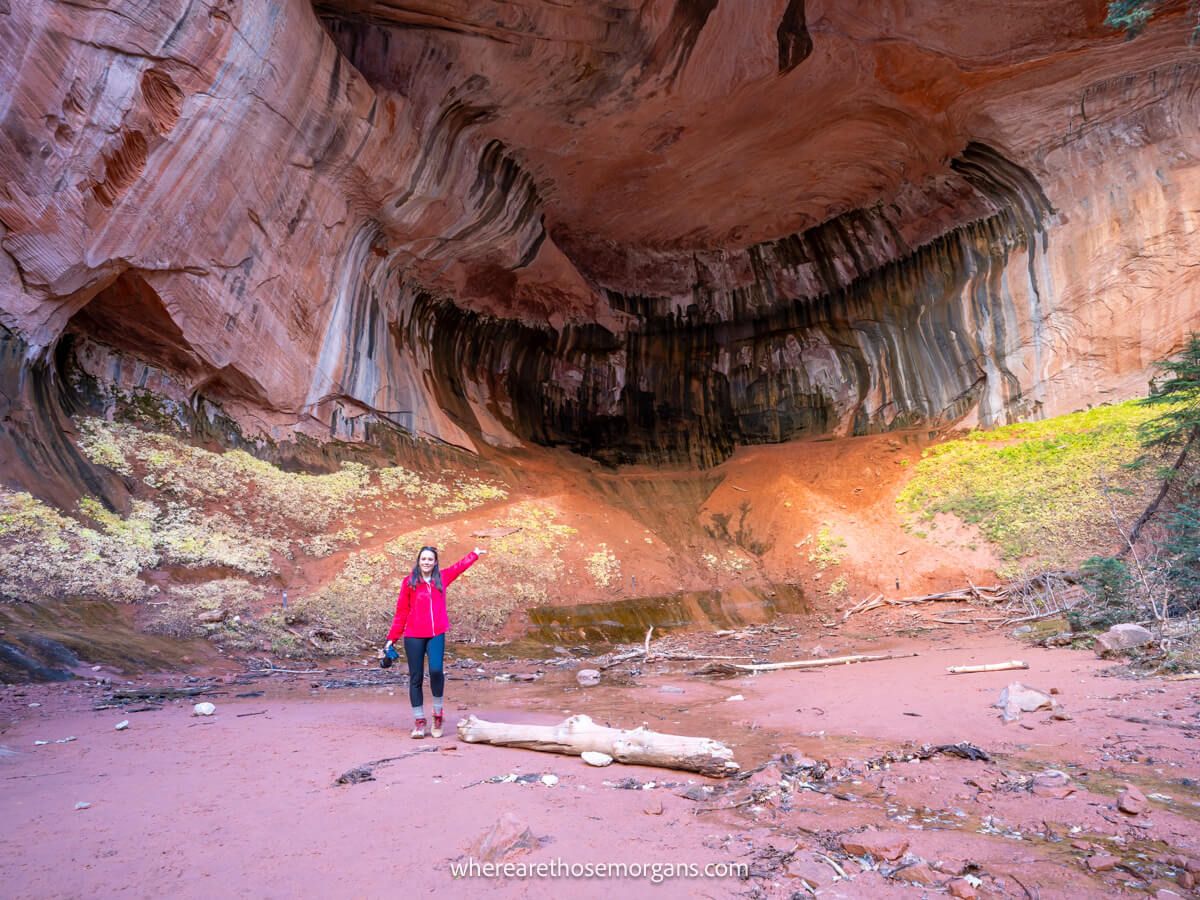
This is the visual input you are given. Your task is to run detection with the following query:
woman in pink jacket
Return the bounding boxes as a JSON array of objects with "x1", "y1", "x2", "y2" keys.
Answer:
[{"x1": 383, "y1": 545, "x2": 485, "y2": 738}]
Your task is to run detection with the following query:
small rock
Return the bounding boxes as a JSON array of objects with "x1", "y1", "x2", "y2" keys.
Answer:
[
  {"x1": 1118, "y1": 783, "x2": 1147, "y2": 815},
  {"x1": 196, "y1": 609, "x2": 226, "y2": 624},
  {"x1": 1155, "y1": 890, "x2": 1182, "y2": 900},
  {"x1": 581, "y1": 751, "x2": 613, "y2": 767},
  {"x1": 658, "y1": 685, "x2": 684, "y2": 694},
  {"x1": 994, "y1": 682, "x2": 1055, "y2": 723},
  {"x1": 576, "y1": 669, "x2": 601, "y2": 687},
  {"x1": 1179, "y1": 871, "x2": 1196, "y2": 890},
  {"x1": 27, "y1": 702, "x2": 40, "y2": 708},
  {"x1": 839, "y1": 830, "x2": 909, "y2": 861},
  {"x1": 1094, "y1": 623, "x2": 1154, "y2": 656},
  {"x1": 192, "y1": 702, "x2": 216, "y2": 716},
  {"x1": 91, "y1": 666, "x2": 101, "y2": 671},
  {"x1": 725, "y1": 694, "x2": 745, "y2": 702},
  {"x1": 540, "y1": 774, "x2": 558, "y2": 786},
  {"x1": 1050, "y1": 709, "x2": 1073, "y2": 721},
  {"x1": 464, "y1": 812, "x2": 546, "y2": 864},
  {"x1": 896, "y1": 861, "x2": 939, "y2": 885},
  {"x1": 1186, "y1": 858, "x2": 1200, "y2": 875},
  {"x1": 1087, "y1": 854, "x2": 1120, "y2": 872},
  {"x1": 114, "y1": 720, "x2": 129, "y2": 731},
  {"x1": 947, "y1": 878, "x2": 977, "y2": 899},
  {"x1": 74, "y1": 802, "x2": 91, "y2": 811},
  {"x1": 1033, "y1": 769, "x2": 1075, "y2": 798}
]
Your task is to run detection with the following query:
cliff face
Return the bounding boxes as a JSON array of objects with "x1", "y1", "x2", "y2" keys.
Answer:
[{"x1": 2, "y1": 0, "x2": 1199, "y2": 474}]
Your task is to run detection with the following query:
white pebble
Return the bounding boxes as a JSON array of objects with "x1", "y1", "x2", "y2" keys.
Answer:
[
  {"x1": 74, "y1": 802, "x2": 91, "y2": 811},
  {"x1": 115, "y1": 720, "x2": 130, "y2": 731},
  {"x1": 541, "y1": 774, "x2": 559, "y2": 786},
  {"x1": 192, "y1": 702, "x2": 216, "y2": 716},
  {"x1": 726, "y1": 694, "x2": 745, "y2": 702},
  {"x1": 581, "y1": 751, "x2": 613, "y2": 767}
]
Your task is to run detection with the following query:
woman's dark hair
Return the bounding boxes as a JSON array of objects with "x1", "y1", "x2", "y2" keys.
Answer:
[{"x1": 409, "y1": 545, "x2": 443, "y2": 591}]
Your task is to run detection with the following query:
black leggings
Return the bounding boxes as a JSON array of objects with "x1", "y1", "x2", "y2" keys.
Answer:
[{"x1": 403, "y1": 634, "x2": 445, "y2": 708}]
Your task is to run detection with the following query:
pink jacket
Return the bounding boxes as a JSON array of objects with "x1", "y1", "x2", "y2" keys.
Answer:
[{"x1": 386, "y1": 552, "x2": 479, "y2": 640}]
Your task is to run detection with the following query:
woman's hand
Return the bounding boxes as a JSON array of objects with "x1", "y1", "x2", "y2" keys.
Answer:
[
  {"x1": 380, "y1": 640, "x2": 394, "y2": 658},
  {"x1": 473, "y1": 546, "x2": 487, "y2": 555}
]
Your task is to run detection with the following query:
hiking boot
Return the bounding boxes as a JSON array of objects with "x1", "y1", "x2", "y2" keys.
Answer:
[
  {"x1": 411, "y1": 718, "x2": 427, "y2": 739},
  {"x1": 431, "y1": 713, "x2": 444, "y2": 738}
]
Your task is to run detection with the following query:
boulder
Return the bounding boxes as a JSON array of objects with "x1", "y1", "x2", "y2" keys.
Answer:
[{"x1": 1095, "y1": 624, "x2": 1154, "y2": 656}]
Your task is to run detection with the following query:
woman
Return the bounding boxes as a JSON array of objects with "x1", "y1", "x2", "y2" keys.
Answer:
[{"x1": 383, "y1": 545, "x2": 485, "y2": 738}]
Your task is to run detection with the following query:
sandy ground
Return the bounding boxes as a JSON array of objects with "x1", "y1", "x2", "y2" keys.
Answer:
[{"x1": 2, "y1": 617, "x2": 1198, "y2": 900}]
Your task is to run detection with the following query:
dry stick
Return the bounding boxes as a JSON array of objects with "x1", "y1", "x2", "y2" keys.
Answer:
[
  {"x1": 236, "y1": 710, "x2": 268, "y2": 717},
  {"x1": 1163, "y1": 672, "x2": 1200, "y2": 682},
  {"x1": 643, "y1": 626, "x2": 654, "y2": 658},
  {"x1": 695, "y1": 652, "x2": 917, "y2": 676},
  {"x1": 841, "y1": 593, "x2": 884, "y2": 622},
  {"x1": 1126, "y1": 431, "x2": 1196, "y2": 547},
  {"x1": 946, "y1": 660, "x2": 1029, "y2": 674},
  {"x1": 1099, "y1": 473, "x2": 1162, "y2": 620}
]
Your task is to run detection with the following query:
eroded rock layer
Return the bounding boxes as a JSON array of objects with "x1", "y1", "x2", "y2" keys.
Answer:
[{"x1": 2, "y1": 0, "x2": 1199, "y2": 474}]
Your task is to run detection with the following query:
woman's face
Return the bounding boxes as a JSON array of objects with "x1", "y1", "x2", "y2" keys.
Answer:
[{"x1": 418, "y1": 550, "x2": 437, "y2": 575}]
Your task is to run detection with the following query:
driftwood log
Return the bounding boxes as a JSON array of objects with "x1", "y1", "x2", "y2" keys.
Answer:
[{"x1": 456, "y1": 714, "x2": 740, "y2": 777}]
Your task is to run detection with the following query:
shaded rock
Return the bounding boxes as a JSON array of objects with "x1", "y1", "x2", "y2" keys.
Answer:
[
  {"x1": 947, "y1": 878, "x2": 977, "y2": 899},
  {"x1": 576, "y1": 669, "x2": 601, "y2": 687},
  {"x1": 1178, "y1": 871, "x2": 1195, "y2": 890},
  {"x1": 1095, "y1": 624, "x2": 1154, "y2": 656},
  {"x1": 1118, "y1": 783, "x2": 1147, "y2": 815},
  {"x1": 1087, "y1": 854, "x2": 1120, "y2": 872},
  {"x1": 464, "y1": 812, "x2": 548, "y2": 864},
  {"x1": 839, "y1": 830, "x2": 909, "y2": 861}
]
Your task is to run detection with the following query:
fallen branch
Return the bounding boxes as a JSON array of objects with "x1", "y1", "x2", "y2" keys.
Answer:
[
  {"x1": 334, "y1": 747, "x2": 438, "y2": 785},
  {"x1": 694, "y1": 652, "x2": 918, "y2": 676},
  {"x1": 946, "y1": 660, "x2": 1029, "y2": 675},
  {"x1": 841, "y1": 593, "x2": 884, "y2": 622},
  {"x1": 456, "y1": 714, "x2": 739, "y2": 777},
  {"x1": 1163, "y1": 672, "x2": 1200, "y2": 682}
]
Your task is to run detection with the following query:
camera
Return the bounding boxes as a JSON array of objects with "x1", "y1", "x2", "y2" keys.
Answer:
[{"x1": 379, "y1": 644, "x2": 400, "y2": 669}]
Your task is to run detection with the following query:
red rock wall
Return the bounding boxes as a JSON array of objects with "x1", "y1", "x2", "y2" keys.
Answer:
[{"x1": 1, "y1": 0, "x2": 1198, "y2": 469}]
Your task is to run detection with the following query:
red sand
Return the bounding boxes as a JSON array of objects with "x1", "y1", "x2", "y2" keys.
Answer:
[{"x1": 3, "y1": 621, "x2": 1198, "y2": 899}]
